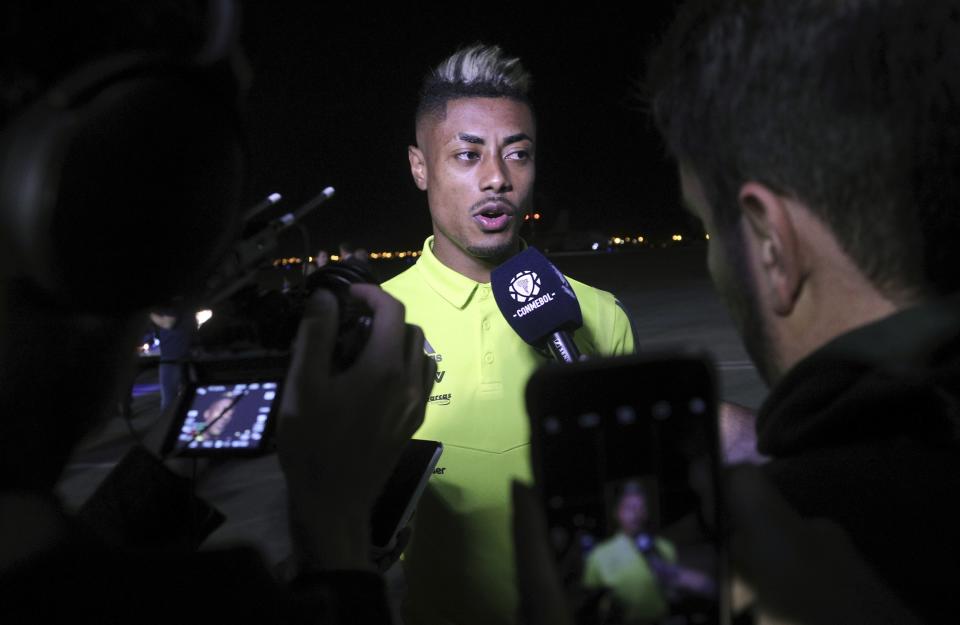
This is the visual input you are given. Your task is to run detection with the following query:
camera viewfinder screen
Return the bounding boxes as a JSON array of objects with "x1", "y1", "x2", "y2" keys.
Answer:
[{"x1": 174, "y1": 382, "x2": 280, "y2": 453}]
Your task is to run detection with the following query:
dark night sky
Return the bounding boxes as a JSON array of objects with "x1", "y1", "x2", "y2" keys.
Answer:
[{"x1": 237, "y1": 4, "x2": 691, "y2": 255}]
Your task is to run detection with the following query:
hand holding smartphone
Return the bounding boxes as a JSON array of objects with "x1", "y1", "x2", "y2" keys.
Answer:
[{"x1": 526, "y1": 354, "x2": 729, "y2": 625}]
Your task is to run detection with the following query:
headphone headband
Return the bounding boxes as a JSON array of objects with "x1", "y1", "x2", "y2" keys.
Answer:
[{"x1": 0, "y1": 0, "x2": 246, "y2": 313}]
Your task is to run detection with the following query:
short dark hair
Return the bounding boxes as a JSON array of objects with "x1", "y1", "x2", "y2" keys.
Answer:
[
  {"x1": 649, "y1": 0, "x2": 960, "y2": 296},
  {"x1": 415, "y1": 43, "x2": 533, "y2": 127}
]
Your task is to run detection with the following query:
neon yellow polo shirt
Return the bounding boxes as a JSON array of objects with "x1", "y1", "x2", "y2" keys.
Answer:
[{"x1": 382, "y1": 237, "x2": 635, "y2": 625}]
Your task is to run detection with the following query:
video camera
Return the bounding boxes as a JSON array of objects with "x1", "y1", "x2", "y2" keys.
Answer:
[
  {"x1": 155, "y1": 187, "x2": 376, "y2": 458},
  {"x1": 150, "y1": 197, "x2": 444, "y2": 554}
]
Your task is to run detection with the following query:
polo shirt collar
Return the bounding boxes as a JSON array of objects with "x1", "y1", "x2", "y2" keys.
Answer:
[
  {"x1": 415, "y1": 236, "x2": 530, "y2": 309},
  {"x1": 416, "y1": 236, "x2": 482, "y2": 309}
]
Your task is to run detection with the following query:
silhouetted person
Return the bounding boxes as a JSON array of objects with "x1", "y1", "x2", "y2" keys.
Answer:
[{"x1": 0, "y1": 3, "x2": 433, "y2": 623}]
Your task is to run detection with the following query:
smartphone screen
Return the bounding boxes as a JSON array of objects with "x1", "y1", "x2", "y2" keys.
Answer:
[
  {"x1": 526, "y1": 354, "x2": 727, "y2": 625},
  {"x1": 166, "y1": 381, "x2": 282, "y2": 456}
]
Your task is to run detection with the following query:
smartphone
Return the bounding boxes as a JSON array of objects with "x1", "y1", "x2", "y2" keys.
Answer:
[
  {"x1": 526, "y1": 353, "x2": 728, "y2": 625},
  {"x1": 370, "y1": 438, "x2": 443, "y2": 550},
  {"x1": 162, "y1": 380, "x2": 283, "y2": 457}
]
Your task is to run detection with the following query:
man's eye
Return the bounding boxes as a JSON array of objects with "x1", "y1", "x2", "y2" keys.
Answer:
[
  {"x1": 505, "y1": 150, "x2": 530, "y2": 161},
  {"x1": 456, "y1": 151, "x2": 480, "y2": 161}
]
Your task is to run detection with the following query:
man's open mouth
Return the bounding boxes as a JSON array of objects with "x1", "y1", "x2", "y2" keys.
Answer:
[{"x1": 473, "y1": 203, "x2": 514, "y2": 231}]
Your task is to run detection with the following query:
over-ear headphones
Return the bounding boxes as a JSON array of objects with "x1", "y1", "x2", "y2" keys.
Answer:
[{"x1": 0, "y1": 0, "x2": 245, "y2": 313}]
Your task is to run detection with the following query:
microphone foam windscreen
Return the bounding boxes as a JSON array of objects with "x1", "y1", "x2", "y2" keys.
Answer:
[{"x1": 491, "y1": 247, "x2": 583, "y2": 346}]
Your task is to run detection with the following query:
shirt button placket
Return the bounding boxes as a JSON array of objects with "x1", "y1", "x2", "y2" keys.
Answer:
[{"x1": 479, "y1": 287, "x2": 496, "y2": 383}]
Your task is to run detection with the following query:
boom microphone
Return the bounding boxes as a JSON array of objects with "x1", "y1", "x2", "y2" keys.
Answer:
[
  {"x1": 491, "y1": 247, "x2": 584, "y2": 363},
  {"x1": 242, "y1": 191, "x2": 283, "y2": 223},
  {"x1": 201, "y1": 186, "x2": 335, "y2": 306}
]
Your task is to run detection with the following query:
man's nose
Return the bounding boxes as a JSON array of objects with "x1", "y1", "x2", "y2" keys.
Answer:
[{"x1": 479, "y1": 156, "x2": 512, "y2": 193}]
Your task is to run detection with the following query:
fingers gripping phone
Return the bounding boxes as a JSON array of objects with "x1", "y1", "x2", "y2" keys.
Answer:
[{"x1": 526, "y1": 354, "x2": 729, "y2": 625}]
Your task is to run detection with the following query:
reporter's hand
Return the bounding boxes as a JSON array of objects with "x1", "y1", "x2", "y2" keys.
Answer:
[
  {"x1": 719, "y1": 401, "x2": 767, "y2": 465},
  {"x1": 512, "y1": 481, "x2": 575, "y2": 625},
  {"x1": 371, "y1": 524, "x2": 412, "y2": 573},
  {"x1": 278, "y1": 285, "x2": 434, "y2": 572}
]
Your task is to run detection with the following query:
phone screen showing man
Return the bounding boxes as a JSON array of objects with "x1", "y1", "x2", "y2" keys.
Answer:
[{"x1": 527, "y1": 354, "x2": 727, "y2": 625}]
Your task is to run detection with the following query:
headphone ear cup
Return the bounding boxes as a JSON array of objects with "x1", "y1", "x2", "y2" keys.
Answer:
[
  {"x1": 0, "y1": 101, "x2": 71, "y2": 287},
  {"x1": 1, "y1": 67, "x2": 244, "y2": 313}
]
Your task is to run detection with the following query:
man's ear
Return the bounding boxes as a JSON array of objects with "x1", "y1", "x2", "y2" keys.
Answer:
[
  {"x1": 738, "y1": 182, "x2": 804, "y2": 316},
  {"x1": 408, "y1": 145, "x2": 428, "y2": 191}
]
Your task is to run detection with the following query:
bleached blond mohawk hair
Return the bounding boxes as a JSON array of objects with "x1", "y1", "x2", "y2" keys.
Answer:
[
  {"x1": 416, "y1": 43, "x2": 533, "y2": 124},
  {"x1": 433, "y1": 44, "x2": 531, "y2": 92}
]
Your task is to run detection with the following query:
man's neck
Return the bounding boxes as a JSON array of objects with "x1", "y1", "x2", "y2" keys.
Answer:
[
  {"x1": 430, "y1": 236, "x2": 517, "y2": 284},
  {"x1": 774, "y1": 270, "x2": 914, "y2": 381},
  {"x1": 757, "y1": 202, "x2": 924, "y2": 383}
]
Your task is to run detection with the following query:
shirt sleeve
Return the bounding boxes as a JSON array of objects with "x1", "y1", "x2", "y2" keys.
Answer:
[{"x1": 610, "y1": 298, "x2": 637, "y2": 355}]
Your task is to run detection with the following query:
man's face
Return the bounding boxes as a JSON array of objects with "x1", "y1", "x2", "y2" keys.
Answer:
[
  {"x1": 410, "y1": 97, "x2": 535, "y2": 271},
  {"x1": 203, "y1": 396, "x2": 236, "y2": 436},
  {"x1": 679, "y1": 166, "x2": 777, "y2": 384},
  {"x1": 617, "y1": 492, "x2": 649, "y2": 535}
]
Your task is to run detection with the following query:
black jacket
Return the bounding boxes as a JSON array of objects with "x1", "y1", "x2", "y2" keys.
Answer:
[{"x1": 758, "y1": 297, "x2": 960, "y2": 624}]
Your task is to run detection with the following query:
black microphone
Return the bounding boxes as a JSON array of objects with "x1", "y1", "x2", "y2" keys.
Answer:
[{"x1": 491, "y1": 247, "x2": 584, "y2": 363}]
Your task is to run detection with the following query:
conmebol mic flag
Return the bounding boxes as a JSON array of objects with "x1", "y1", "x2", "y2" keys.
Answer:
[{"x1": 491, "y1": 247, "x2": 583, "y2": 362}]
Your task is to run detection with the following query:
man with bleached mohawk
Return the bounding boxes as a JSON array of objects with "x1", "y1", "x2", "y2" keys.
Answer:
[{"x1": 383, "y1": 43, "x2": 635, "y2": 625}]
